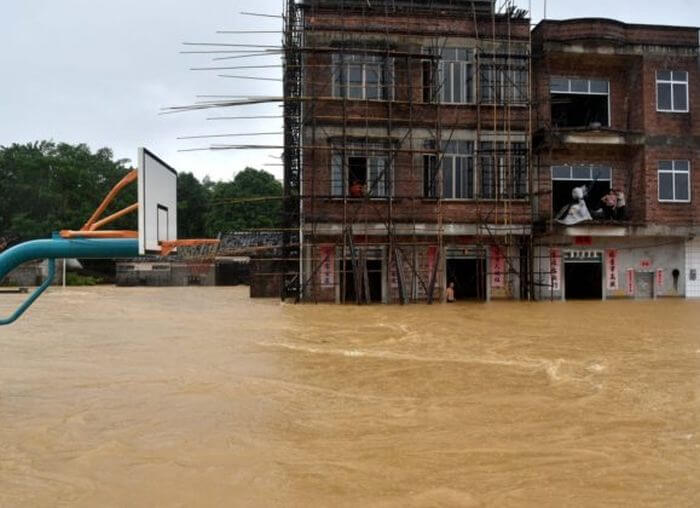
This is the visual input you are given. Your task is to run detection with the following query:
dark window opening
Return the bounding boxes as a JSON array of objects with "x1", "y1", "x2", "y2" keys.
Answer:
[
  {"x1": 423, "y1": 155, "x2": 437, "y2": 197},
  {"x1": 565, "y1": 262, "x2": 602, "y2": 300},
  {"x1": 446, "y1": 258, "x2": 487, "y2": 301},
  {"x1": 551, "y1": 94, "x2": 609, "y2": 128},
  {"x1": 348, "y1": 156, "x2": 367, "y2": 193},
  {"x1": 422, "y1": 61, "x2": 434, "y2": 103}
]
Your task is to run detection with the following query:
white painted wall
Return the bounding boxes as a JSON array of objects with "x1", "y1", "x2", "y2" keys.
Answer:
[{"x1": 686, "y1": 239, "x2": 700, "y2": 298}]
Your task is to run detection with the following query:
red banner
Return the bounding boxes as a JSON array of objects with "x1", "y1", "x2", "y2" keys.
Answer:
[
  {"x1": 605, "y1": 249, "x2": 619, "y2": 291},
  {"x1": 491, "y1": 246, "x2": 505, "y2": 289},
  {"x1": 319, "y1": 245, "x2": 335, "y2": 289},
  {"x1": 656, "y1": 268, "x2": 665, "y2": 290},
  {"x1": 550, "y1": 249, "x2": 561, "y2": 291}
]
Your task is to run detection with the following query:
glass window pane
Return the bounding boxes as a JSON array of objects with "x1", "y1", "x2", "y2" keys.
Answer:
[
  {"x1": 349, "y1": 86, "x2": 363, "y2": 99},
  {"x1": 673, "y1": 83, "x2": 687, "y2": 110},
  {"x1": 571, "y1": 79, "x2": 588, "y2": 93},
  {"x1": 590, "y1": 80, "x2": 609, "y2": 93},
  {"x1": 466, "y1": 158, "x2": 474, "y2": 198},
  {"x1": 657, "y1": 71, "x2": 672, "y2": 81},
  {"x1": 659, "y1": 173, "x2": 674, "y2": 200},
  {"x1": 349, "y1": 65, "x2": 362, "y2": 85},
  {"x1": 573, "y1": 165, "x2": 591, "y2": 180},
  {"x1": 657, "y1": 83, "x2": 672, "y2": 110},
  {"x1": 674, "y1": 160, "x2": 690, "y2": 172},
  {"x1": 550, "y1": 77, "x2": 568, "y2": 92},
  {"x1": 443, "y1": 157, "x2": 454, "y2": 198},
  {"x1": 659, "y1": 160, "x2": 673, "y2": 171},
  {"x1": 675, "y1": 173, "x2": 689, "y2": 200},
  {"x1": 457, "y1": 48, "x2": 468, "y2": 61},
  {"x1": 591, "y1": 166, "x2": 611, "y2": 180},
  {"x1": 332, "y1": 154, "x2": 344, "y2": 196},
  {"x1": 672, "y1": 71, "x2": 688, "y2": 82},
  {"x1": 455, "y1": 157, "x2": 463, "y2": 198},
  {"x1": 552, "y1": 166, "x2": 570, "y2": 179},
  {"x1": 453, "y1": 63, "x2": 462, "y2": 103}
]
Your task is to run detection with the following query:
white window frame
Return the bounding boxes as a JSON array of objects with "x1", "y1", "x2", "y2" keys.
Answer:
[
  {"x1": 658, "y1": 160, "x2": 691, "y2": 203},
  {"x1": 656, "y1": 71, "x2": 689, "y2": 113},
  {"x1": 550, "y1": 164, "x2": 612, "y2": 182},
  {"x1": 438, "y1": 48, "x2": 475, "y2": 105},
  {"x1": 550, "y1": 76, "x2": 611, "y2": 127},
  {"x1": 332, "y1": 53, "x2": 394, "y2": 102}
]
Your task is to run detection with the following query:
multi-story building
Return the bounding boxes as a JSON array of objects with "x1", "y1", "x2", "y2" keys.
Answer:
[
  {"x1": 531, "y1": 18, "x2": 699, "y2": 300},
  {"x1": 280, "y1": 1, "x2": 699, "y2": 302},
  {"x1": 283, "y1": 0, "x2": 534, "y2": 303}
]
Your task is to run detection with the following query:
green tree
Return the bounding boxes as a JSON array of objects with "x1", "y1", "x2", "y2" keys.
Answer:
[
  {"x1": 205, "y1": 167, "x2": 282, "y2": 235},
  {"x1": 0, "y1": 141, "x2": 135, "y2": 240},
  {"x1": 177, "y1": 172, "x2": 209, "y2": 238}
]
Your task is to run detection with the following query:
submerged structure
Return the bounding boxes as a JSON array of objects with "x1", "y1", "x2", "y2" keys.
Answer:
[{"x1": 279, "y1": 0, "x2": 699, "y2": 302}]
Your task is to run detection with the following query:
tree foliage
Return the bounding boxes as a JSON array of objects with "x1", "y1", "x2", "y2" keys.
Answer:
[{"x1": 0, "y1": 142, "x2": 282, "y2": 242}]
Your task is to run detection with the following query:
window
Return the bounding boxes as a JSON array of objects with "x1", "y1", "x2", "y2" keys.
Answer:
[
  {"x1": 658, "y1": 160, "x2": 690, "y2": 202},
  {"x1": 656, "y1": 71, "x2": 689, "y2": 113},
  {"x1": 331, "y1": 142, "x2": 392, "y2": 197},
  {"x1": 550, "y1": 77, "x2": 610, "y2": 128},
  {"x1": 479, "y1": 50, "x2": 529, "y2": 105},
  {"x1": 423, "y1": 141, "x2": 474, "y2": 199},
  {"x1": 550, "y1": 164, "x2": 612, "y2": 214},
  {"x1": 479, "y1": 141, "x2": 528, "y2": 199},
  {"x1": 333, "y1": 53, "x2": 394, "y2": 101},
  {"x1": 423, "y1": 48, "x2": 475, "y2": 104}
]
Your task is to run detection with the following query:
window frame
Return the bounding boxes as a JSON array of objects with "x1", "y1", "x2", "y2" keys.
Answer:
[
  {"x1": 479, "y1": 52, "x2": 530, "y2": 106},
  {"x1": 331, "y1": 142, "x2": 393, "y2": 198},
  {"x1": 422, "y1": 141, "x2": 475, "y2": 200},
  {"x1": 656, "y1": 70, "x2": 689, "y2": 113},
  {"x1": 479, "y1": 141, "x2": 529, "y2": 200},
  {"x1": 549, "y1": 76, "x2": 611, "y2": 128},
  {"x1": 657, "y1": 160, "x2": 691, "y2": 203},
  {"x1": 332, "y1": 53, "x2": 394, "y2": 102}
]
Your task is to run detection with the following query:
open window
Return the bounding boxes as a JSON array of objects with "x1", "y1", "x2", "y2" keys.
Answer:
[
  {"x1": 331, "y1": 141, "x2": 392, "y2": 198},
  {"x1": 551, "y1": 165, "x2": 611, "y2": 216},
  {"x1": 550, "y1": 77, "x2": 610, "y2": 128}
]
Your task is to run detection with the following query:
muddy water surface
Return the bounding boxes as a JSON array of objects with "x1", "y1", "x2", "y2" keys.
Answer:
[{"x1": 1, "y1": 287, "x2": 699, "y2": 507}]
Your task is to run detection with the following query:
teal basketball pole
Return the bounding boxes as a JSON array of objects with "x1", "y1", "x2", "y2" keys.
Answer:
[{"x1": 0, "y1": 234, "x2": 138, "y2": 326}]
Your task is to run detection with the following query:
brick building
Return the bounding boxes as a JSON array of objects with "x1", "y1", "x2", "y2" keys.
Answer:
[
  {"x1": 531, "y1": 19, "x2": 700, "y2": 299},
  {"x1": 281, "y1": 0, "x2": 699, "y2": 302}
]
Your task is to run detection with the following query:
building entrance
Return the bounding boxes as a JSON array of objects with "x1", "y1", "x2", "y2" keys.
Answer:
[{"x1": 446, "y1": 258, "x2": 486, "y2": 301}]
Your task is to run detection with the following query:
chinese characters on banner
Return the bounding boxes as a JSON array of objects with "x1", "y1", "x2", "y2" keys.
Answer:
[
  {"x1": 549, "y1": 249, "x2": 561, "y2": 291},
  {"x1": 656, "y1": 268, "x2": 665, "y2": 290},
  {"x1": 490, "y1": 246, "x2": 505, "y2": 288},
  {"x1": 640, "y1": 258, "x2": 653, "y2": 270},
  {"x1": 319, "y1": 245, "x2": 335, "y2": 289},
  {"x1": 427, "y1": 246, "x2": 438, "y2": 280},
  {"x1": 605, "y1": 249, "x2": 619, "y2": 291},
  {"x1": 626, "y1": 268, "x2": 636, "y2": 296}
]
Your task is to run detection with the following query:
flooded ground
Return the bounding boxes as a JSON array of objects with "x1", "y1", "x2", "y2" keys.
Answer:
[{"x1": 1, "y1": 286, "x2": 698, "y2": 507}]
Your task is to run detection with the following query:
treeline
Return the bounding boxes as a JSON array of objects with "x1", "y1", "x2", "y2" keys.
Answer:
[{"x1": 0, "y1": 141, "x2": 282, "y2": 242}]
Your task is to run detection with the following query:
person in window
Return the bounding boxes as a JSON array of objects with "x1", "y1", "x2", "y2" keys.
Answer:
[
  {"x1": 349, "y1": 180, "x2": 364, "y2": 197},
  {"x1": 601, "y1": 189, "x2": 617, "y2": 220},
  {"x1": 615, "y1": 189, "x2": 626, "y2": 220}
]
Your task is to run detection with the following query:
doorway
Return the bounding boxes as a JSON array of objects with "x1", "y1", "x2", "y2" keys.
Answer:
[
  {"x1": 343, "y1": 259, "x2": 383, "y2": 303},
  {"x1": 564, "y1": 262, "x2": 602, "y2": 300},
  {"x1": 446, "y1": 258, "x2": 487, "y2": 301}
]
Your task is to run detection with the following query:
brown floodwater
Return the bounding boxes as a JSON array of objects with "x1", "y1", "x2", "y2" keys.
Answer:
[{"x1": 1, "y1": 286, "x2": 698, "y2": 507}]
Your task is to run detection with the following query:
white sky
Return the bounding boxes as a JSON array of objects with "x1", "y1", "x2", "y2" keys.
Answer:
[{"x1": 1, "y1": 1, "x2": 697, "y2": 182}]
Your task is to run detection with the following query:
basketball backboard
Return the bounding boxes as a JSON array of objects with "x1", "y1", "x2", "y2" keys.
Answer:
[{"x1": 137, "y1": 148, "x2": 177, "y2": 255}]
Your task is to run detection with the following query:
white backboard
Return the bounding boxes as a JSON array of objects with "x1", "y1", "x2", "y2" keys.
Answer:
[{"x1": 138, "y1": 148, "x2": 177, "y2": 255}]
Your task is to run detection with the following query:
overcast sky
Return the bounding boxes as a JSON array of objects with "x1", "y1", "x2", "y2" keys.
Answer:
[{"x1": 1, "y1": 1, "x2": 698, "y2": 182}]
